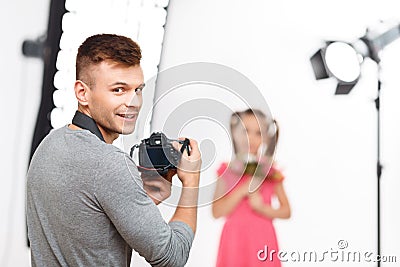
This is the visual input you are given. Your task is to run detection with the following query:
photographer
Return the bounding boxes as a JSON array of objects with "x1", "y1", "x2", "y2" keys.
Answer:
[{"x1": 26, "y1": 34, "x2": 201, "y2": 267}]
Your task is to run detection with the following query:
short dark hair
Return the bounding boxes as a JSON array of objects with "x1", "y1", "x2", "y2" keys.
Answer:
[{"x1": 76, "y1": 34, "x2": 142, "y2": 85}]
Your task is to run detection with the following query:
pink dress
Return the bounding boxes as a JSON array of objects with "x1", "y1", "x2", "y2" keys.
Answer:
[{"x1": 215, "y1": 163, "x2": 283, "y2": 267}]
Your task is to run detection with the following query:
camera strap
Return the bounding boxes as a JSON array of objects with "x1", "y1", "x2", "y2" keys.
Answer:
[
  {"x1": 71, "y1": 111, "x2": 105, "y2": 142},
  {"x1": 180, "y1": 138, "x2": 191, "y2": 156}
]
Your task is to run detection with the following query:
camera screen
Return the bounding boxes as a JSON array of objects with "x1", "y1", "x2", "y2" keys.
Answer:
[{"x1": 145, "y1": 147, "x2": 171, "y2": 168}]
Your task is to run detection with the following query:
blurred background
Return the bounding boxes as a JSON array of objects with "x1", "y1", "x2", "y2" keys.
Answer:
[{"x1": 1, "y1": 0, "x2": 400, "y2": 266}]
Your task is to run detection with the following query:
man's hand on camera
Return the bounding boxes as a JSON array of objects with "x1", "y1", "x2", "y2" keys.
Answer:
[
  {"x1": 141, "y1": 169, "x2": 176, "y2": 205},
  {"x1": 173, "y1": 138, "x2": 202, "y2": 187}
]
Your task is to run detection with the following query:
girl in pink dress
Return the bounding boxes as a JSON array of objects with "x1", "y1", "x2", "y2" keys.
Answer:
[{"x1": 212, "y1": 109, "x2": 291, "y2": 267}]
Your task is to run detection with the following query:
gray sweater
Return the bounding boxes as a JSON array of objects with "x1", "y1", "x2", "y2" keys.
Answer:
[{"x1": 26, "y1": 126, "x2": 194, "y2": 267}]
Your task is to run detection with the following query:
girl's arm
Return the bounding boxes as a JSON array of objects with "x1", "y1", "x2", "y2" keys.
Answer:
[
  {"x1": 249, "y1": 182, "x2": 291, "y2": 219},
  {"x1": 212, "y1": 177, "x2": 249, "y2": 218}
]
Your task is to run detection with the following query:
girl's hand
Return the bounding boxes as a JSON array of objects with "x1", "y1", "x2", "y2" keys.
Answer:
[
  {"x1": 248, "y1": 190, "x2": 274, "y2": 218},
  {"x1": 248, "y1": 190, "x2": 265, "y2": 212}
]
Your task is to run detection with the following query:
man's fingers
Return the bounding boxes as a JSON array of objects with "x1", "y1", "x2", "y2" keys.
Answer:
[
  {"x1": 173, "y1": 138, "x2": 200, "y2": 158},
  {"x1": 164, "y1": 169, "x2": 177, "y2": 183},
  {"x1": 186, "y1": 139, "x2": 199, "y2": 155}
]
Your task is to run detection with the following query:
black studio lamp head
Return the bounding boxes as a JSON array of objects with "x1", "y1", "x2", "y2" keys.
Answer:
[
  {"x1": 310, "y1": 21, "x2": 400, "y2": 95},
  {"x1": 310, "y1": 41, "x2": 363, "y2": 95}
]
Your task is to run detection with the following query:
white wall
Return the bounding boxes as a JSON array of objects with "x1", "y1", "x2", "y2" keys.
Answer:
[
  {"x1": 0, "y1": 1, "x2": 49, "y2": 266},
  {"x1": 1, "y1": 0, "x2": 400, "y2": 267},
  {"x1": 151, "y1": 0, "x2": 400, "y2": 266}
]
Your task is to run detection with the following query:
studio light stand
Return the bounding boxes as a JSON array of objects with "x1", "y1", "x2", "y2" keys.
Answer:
[
  {"x1": 375, "y1": 65, "x2": 383, "y2": 267},
  {"x1": 310, "y1": 21, "x2": 400, "y2": 267}
]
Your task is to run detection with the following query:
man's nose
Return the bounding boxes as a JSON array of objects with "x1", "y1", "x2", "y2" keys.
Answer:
[{"x1": 126, "y1": 91, "x2": 142, "y2": 108}]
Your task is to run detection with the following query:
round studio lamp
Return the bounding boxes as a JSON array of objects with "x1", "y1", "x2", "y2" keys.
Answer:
[
  {"x1": 310, "y1": 41, "x2": 363, "y2": 94},
  {"x1": 324, "y1": 41, "x2": 362, "y2": 83}
]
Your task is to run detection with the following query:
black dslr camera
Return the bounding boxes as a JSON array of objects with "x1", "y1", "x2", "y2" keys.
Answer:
[{"x1": 130, "y1": 132, "x2": 190, "y2": 175}]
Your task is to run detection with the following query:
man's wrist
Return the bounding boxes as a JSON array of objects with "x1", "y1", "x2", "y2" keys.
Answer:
[{"x1": 181, "y1": 174, "x2": 200, "y2": 187}]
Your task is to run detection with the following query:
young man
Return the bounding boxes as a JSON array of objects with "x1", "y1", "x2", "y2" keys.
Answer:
[{"x1": 26, "y1": 34, "x2": 201, "y2": 267}]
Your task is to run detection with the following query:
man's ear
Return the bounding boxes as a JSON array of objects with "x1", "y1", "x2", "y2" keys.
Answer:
[{"x1": 74, "y1": 80, "x2": 89, "y2": 106}]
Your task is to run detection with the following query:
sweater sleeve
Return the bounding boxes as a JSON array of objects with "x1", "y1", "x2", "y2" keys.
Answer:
[{"x1": 94, "y1": 150, "x2": 194, "y2": 267}]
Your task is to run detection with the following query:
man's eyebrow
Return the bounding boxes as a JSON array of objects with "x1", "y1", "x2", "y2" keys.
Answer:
[
  {"x1": 108, "y1": 82, "x2": 145, "y2": 90},
  {"x1": 136, "y1": 83, "x2": 145, "y2": 90},
  {"x1": 109, "y1": 81, "x2": 129, "y2": 86}
]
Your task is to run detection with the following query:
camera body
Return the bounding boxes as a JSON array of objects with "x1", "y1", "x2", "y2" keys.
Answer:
[{"x1": 137, "y1": 132, "x2": 182, "y2": 175}]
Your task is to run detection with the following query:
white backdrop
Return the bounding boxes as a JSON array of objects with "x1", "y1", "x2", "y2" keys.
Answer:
[
  {"x1": 146, "y1": 0, "x2": 400, "y2": 266},
  {"x1": 0, "y1": 1, "x2": 49, "y2": 266},
  {"x1": 1, "y1": 0, "x2": 400, "y2": 266}
]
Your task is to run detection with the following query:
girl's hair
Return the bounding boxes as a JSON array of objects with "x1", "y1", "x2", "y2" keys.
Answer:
[{"x1": 230, "y1": 108, "x2": 279, "y2": 157}]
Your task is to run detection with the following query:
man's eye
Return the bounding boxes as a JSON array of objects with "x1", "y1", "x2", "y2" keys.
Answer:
[
  {"x1": 135, "y1": 87, "x2": 143, "y2": 94},
  {"x1": 113, "y1": 87, "x2": 123, "y2": 93},
  {"x1": 135, "y1": 84, "x2": 145, "y2": 95}
]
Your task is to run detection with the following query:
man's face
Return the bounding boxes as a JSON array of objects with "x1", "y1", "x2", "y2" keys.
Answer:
[{"x1": 85, "y1": 61, "x2": 144, "y2": 140}]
